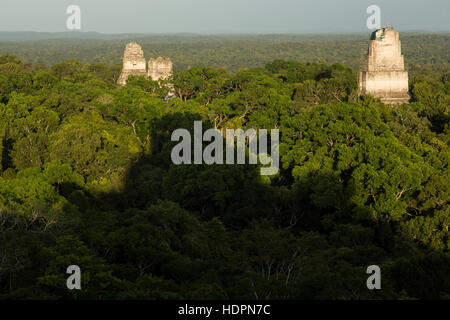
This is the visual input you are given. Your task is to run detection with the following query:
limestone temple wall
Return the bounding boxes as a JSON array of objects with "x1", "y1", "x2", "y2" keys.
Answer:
[
  {"x1": 117, "y1": 42, "x2": 173, "y2": 86},
  {"x1": 148, "y1": 57, "x2": 173, "y2": 81},
  {"x1": 117, "y1": 42, "x2": 147, "y2": 86},
  {"x1": 358, "y1": 28, "x2": 410, "y2": 104}
]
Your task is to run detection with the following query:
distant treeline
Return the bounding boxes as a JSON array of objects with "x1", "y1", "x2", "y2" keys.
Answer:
[{"x1": 0, "y1": 33, "x2": 448, "y2": 75}]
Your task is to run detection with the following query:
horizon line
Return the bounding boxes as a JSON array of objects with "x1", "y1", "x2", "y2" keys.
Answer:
[{"x1": 0, "y1": 29, "x2": 449, "y2": 36}]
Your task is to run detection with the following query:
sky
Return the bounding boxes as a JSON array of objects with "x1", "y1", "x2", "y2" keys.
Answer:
[{"x1": 0, "y1": 0, "x2": 448, "y2": 34}]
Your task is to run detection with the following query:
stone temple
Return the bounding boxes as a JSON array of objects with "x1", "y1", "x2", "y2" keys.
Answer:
[
  {"x1": 148, "y1": 57, "x2": 173, "y2": 81},
  {"x1": 117, "y1": 42, "x2": 173, "y2": 86},
  {"x1": 358, "y1": 28, "x2": 410, "y2": 104},
  {"x1": 117, "y1": 42, "x2": 147, "y2": 86}
]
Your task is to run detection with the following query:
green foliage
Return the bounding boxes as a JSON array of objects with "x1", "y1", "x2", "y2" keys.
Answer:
[
  {"x1": 0, "y1": 33, "x2": 448, "y2": 75},
  {"x1": 0, "y1": 53, "x2": 448, "y2": 300}
]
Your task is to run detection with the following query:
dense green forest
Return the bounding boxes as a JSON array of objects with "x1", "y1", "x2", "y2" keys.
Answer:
[
  {"x1": 0, "y1": 33, "x2": 449, "y2": 74},
  {"x1": 0, "y1": 44, "x2": 448, "y2": 299}
]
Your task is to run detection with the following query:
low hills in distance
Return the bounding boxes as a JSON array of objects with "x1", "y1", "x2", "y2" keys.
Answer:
[
  {"x1": 0, "y1": 31, "x2": 201, "y2": 42},
  {"x1": 0, "y1": 31, "x2": 448, "y2": 75},
  {"x1": 0, "y1": 30, "x2": 449, "y2": 42}
]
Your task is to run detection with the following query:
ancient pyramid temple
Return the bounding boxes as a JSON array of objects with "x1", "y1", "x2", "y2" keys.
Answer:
[
  {"x1": 148, "y1": 57, "x2": 173, "y2": 81},
  {"x1": 358, "y1": 27, "x2": 410, "y2": 104},
  {"x1": 117, "y1": 42, "x2": 147, "y2": 86},
  {"x1": 117, "y1": 42, "x2": 173, "y2": 86}
]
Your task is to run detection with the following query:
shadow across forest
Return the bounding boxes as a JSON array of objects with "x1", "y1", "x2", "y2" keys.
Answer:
[
  {"x1": 61, "y1": 111, "x2": 448, "y2": 300},
  {"x1": 0, "y1": 111, "x2": 448, "y2": 300}
]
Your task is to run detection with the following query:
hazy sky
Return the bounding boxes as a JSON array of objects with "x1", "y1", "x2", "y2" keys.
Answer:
[{"x1": 0, "y1": 0, "x2": 448, "y2": 33}]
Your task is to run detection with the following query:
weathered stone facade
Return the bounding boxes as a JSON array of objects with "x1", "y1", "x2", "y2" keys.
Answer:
[
  {"x1": 117, "y1": 42, "x2": 147, "y2": 85},
  {"x1": 117, "y1": 42, "x2": 173, "y2": 86},
  {"x1": 358, "y1": 28, "x2": 410, "y2": 104},
  {"x1": 148, "y1": 57, "x2": 173, "y2": 81}
]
